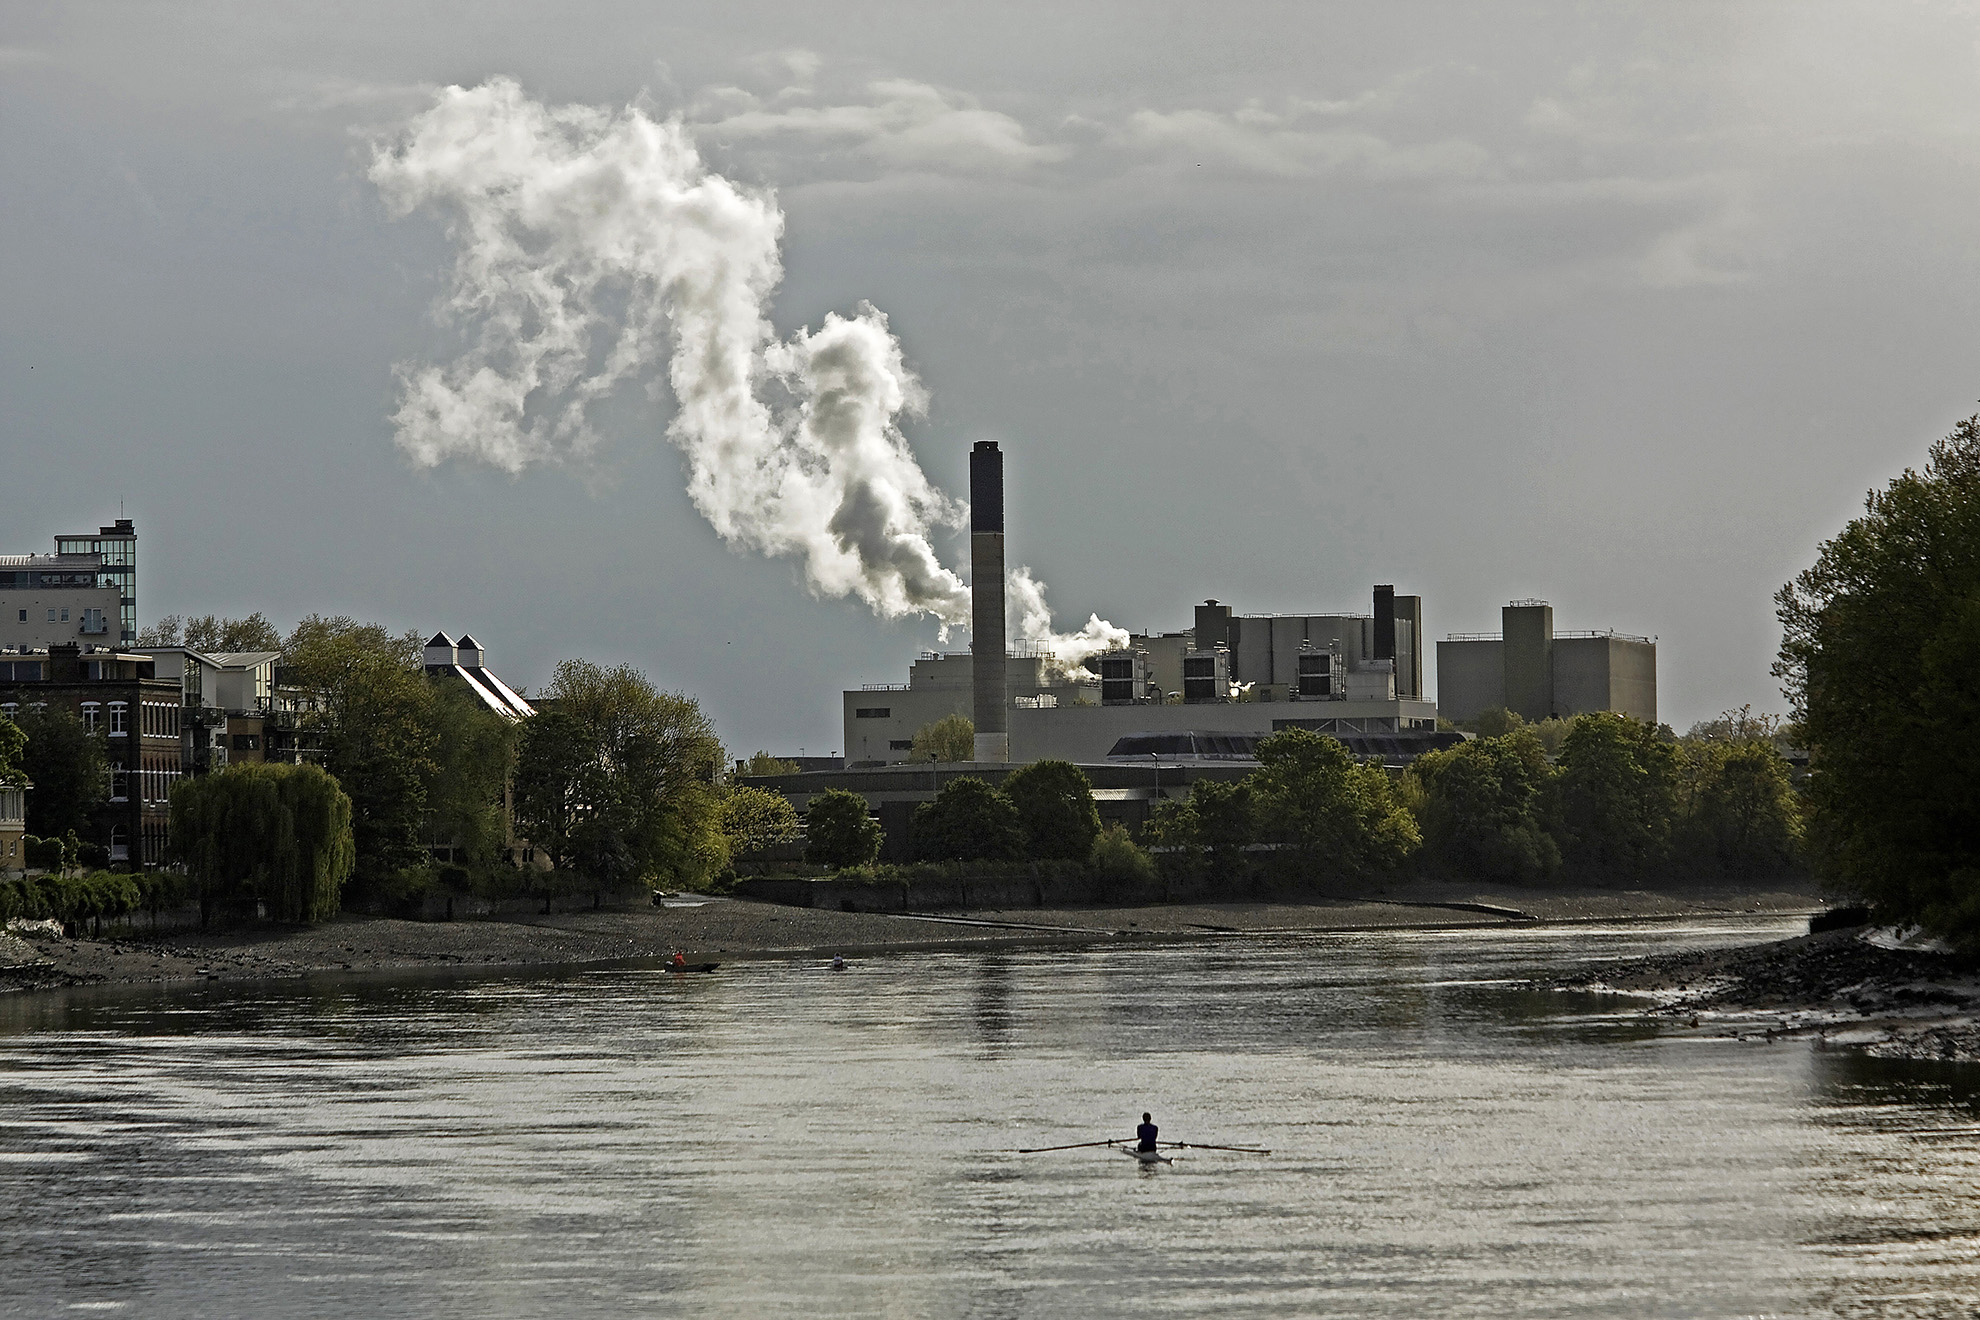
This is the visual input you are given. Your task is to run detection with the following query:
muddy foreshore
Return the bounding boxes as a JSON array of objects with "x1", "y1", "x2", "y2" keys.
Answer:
[
  {"x1": 0, "y1": 879, "x2": 1823, "y2": 997},
  {"x1": 1549, "y1": 925, "x2": 1980, "y2": 1062}
]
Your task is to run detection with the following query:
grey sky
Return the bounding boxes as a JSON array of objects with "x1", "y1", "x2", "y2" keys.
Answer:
[{"x1": 6, "y1": 2, "x2": 1978, "y2": 755}]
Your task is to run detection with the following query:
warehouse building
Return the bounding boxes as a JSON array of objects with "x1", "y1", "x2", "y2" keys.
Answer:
[{"x1": 1436, "y1": 600, "x2": 1656, "y2": 725}]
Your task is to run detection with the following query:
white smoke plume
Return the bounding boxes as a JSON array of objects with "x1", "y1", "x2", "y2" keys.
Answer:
[
  {"x1": 1007, "y1": 566, "x2": 1129, "y2": 676},
  {"x1": 372, "y1": 78, "x2": 1123, "y2": 664}
]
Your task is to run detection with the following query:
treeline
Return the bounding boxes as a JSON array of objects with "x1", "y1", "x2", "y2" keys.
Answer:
[
  {"x1": 793, "y1": 714, "x2": 1804, "y2": 891},
  {"x1": 1, "y1": 614, "x2": 798, "y2": 924}
]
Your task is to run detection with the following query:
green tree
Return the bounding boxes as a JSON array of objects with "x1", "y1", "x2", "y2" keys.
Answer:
[
  {"x1": 1089, "y1": 822, "x2": 1156, "y2": 885},
  {"x1": 1145, "y1": 779, "x2": 1255, "y2": 885},
  {"x1": 740, "y1": 751, "x2": 800, "y2": 776},
  {"x1": 1676, "y1": 740, "x2": 1804, "y2": 878},
  {"x1": 1465, "y1": 707, "x2": 1525, "y2": 739},
  {"x1": 1551, "y1": 712, "x2": 1678, "y2": 880},
  {"x1": 169, "y1": 762, "x2": 355, "y2": 923},
  {"x1": 281, "y1": 617, "x2": 439, "y2": 898},
  {"x1": 1775, "y1": 414, "x2": 1980, "y2": 940},
  {"x1": 1250, "y1": 728, "x2": 1418, "y2": 882},
  {"x1": 803, "y1": 788, "x2": 884, "y2": 869},
  {"x1": 1411, "y1": 728, "x2": 1561, "y2": 883},
  {"x1": 533, "y1": 659, "x2": 729, "y2": 890},
  {"x1": 913, "y1": 778, "x2": 1024, "y2": 862},
  {"x1": 511, "y1": 710, "x2": 593, "y2": 875},
  {"x1": 1001, "y1": 760, "x2": 1101, "y2": 860},
  {"x1": 421, "y1": 680, "x2": 518, "y2": 875},
  {"x1": 186, "y1": 612, "x2": 283, "y2": 653},
  {"x1": 0, "y1": 711, "x2": 25, "y2": 786},
  {"x1": 721, "y1": 785, "x2": 801, "y2": 854},
  {"x1": 13, "y1": 708, "x2": 109, "y2": 842},
  {"x1": 909, "y1": 713, "x2": 975, "y2": 763}
]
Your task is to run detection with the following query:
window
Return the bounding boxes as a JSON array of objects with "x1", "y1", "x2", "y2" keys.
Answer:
[
  {"x1": 80, "y1": 702, "x2": 99, "y2": 732},
  {"x1": 855, "y1": 707, "x2": 891, "y2": 719},
  {"x1": 232, "y1": 733, "x2": 260, "y2": 751},
  {"x1": 888, "y1": 739, "x2": 913, "y2": 750},
  {"x1": 108, "y1": 702, "x2": 128, "y2": 735},
  {"x1": 111, "y1": 767, "x2": 128, "y2": 800},
  {"x1": 45, "y1": 609, "x2": 56, "y2": 623},
  {"x1": 59, "y1": 607, "x2": 69, "y2": 623}
]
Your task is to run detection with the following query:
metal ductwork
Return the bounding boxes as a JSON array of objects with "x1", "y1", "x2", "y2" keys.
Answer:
[{"x1": 970, "y1": 441, "x2": 1008, "y2": 762}]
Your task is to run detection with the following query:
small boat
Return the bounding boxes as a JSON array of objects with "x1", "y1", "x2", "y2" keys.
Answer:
[
  {"x1": 1122, "y1": 1146, "x2": 1172, "y2": 1165},
  {"x1": 667, "y1": 962, "x2": 721, "y2": 974}
]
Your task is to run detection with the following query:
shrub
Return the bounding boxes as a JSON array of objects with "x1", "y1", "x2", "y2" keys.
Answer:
[
  {"x1": 22, "y1": 836, "x2": 64, "y2": 872},
  {"x1": 803, "y1": 789, "x2": 885, "y2": 869},
  {"x1": 1089, "y1": 824, "x2": 1156, "y2": 885}
]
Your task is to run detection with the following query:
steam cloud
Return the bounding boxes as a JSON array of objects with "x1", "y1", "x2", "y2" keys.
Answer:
[{"x1": 372, "y1": 78, "x2": 1123, "y2": 670}]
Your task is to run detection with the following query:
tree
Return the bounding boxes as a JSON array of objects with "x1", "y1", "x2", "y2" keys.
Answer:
[
  {"x1": 1775, "y1": 414, "x2": 1980, "y2": 940},
  {"x1": 421, "y1": 680, "x2": 518, "y2": 875},
  {"x1": 1677, "y1": 740, "x2": 1804, "y2": 878},
  {"x1": 740, "y1": 751, "x2": 800, "y2": 776},
  {"x1": 1250, "y1": 728, "x2": 1418, "y2": 882},
  {"x1": 281, "y1": 617, "x2": 439, "y2": 897},
  {"x1": 13, "y1": 708, "x2": 109, "y2": 842},
  {"x1": 1411, "y1": 728, "x2": 1560, "y2": 883},
  {"x1": 1089, "y1": 822, "x2": 1156, "y2": 885},
  {"x1": 170, "y1": 762, "x2": 355, "y2": 923},
  {"x1": 136, "y1": 615, "x2": 184, "y2": 647},
  {"x1": 721, "y1": 785, "x2": 801, "y2": 854},
  {"x1": 1551, "y1": 712, "x2": 1678, "y2": 881},
  {"x1": 527, "y1": 660, "x2": 729, "y2": 890},
  {"x1": 909, "y1": 714, "x2": 975, "y2": 763},
  {"x1": 913, "y1": 778, "x2": 1024, "y2": 862},
  {"x1": 1145, "y1": 779, "x2": 1255, "y2": 886},
  {"x1": 1001, "y1": 760, "x2": 1101, "y2": 860},
  {"x1": 0, "y1": 712, "x2": 24, "y2": 786},
  {"x1": 185, "y1": 613, "x2": 283, "y2": 653},
  {"x1": 511, "y1": 710, "x2": 592, "y2": 874},
  {"x1": 803, "y1": 788, "x2": 884, "y2": 868}
]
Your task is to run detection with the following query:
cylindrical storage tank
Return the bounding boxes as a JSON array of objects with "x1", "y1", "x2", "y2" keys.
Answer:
[{"x1": 970, "y1": 441, "x2": 1008, "y2": 762}]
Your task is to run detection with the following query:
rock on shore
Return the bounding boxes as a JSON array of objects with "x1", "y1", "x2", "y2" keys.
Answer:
[{"x1": 1551, "y1": 927, "x2": 1980, "y2": 1061}]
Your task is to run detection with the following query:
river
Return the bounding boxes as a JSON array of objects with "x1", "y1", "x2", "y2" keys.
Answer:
[{"x1": 1, "y1": 916, "x2": 1976, "y2": 1317}]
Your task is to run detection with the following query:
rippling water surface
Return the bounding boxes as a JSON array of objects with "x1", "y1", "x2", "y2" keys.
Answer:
[{"x1": 3, "y1": 917, "x2": 1979, "y2": 1318}]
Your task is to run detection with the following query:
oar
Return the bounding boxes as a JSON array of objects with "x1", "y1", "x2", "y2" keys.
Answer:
[
  {"x1": 1157, "y1": 1142, "x2": 1271, "y2": 1154},
  {"x1": 1017, "y1": 1138, "x2": 1124, "y2": 1153}
]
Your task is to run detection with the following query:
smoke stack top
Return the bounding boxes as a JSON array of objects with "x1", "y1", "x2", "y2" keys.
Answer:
[
  {"x1": 969, "y1": 441, "x2": 1005, "y2": 533},
  {"x1": 971, "y1": 441, "x2": 1008, "y2": 762}
]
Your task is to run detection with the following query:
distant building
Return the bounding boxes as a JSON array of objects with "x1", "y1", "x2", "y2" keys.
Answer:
[
  {"x1": 1437, "y1": 601, "x2": 1656, "y2": 725},
  {"x1": 0, "y1": 775, "x2": 25, "y2": 876},
  {"x1": 0, "y1": 644, "x2": 183, "y2": 866},
  {"x1": 135, "y1": 647, "x2": 307, "y2": 773},
  {"x1": 53, "y1": 520, "x2": 137, "y2": 645},
  {"x1": 0, "y1": 554, "x2": 122, "y2": 649},
  {"x1": 422, "y1": 633, "x2": 535, "y2": 721},
  {"x1": 844, "y1": 585, "x2": 1438, "y2": 767}
]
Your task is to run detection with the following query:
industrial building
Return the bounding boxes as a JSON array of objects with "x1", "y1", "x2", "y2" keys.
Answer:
[
  {"x1": 0, "y1": 518, "x2": 137, "y2": 650},
  {"x1": 1436, "y1": 600, "x2": 1657, "y2": 725}
]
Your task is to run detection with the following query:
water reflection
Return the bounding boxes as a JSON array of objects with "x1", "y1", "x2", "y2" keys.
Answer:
[{"x1": 1, "y1": 917, "x2": 1976, "y2": 1317}]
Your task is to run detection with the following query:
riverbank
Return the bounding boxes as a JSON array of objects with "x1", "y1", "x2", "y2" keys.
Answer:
[
  {"x1": 0, "y1": 878, "x2": 1822, "y2": 995},
  {"x1": 1549, "y1": 925, "x2": 1980, "y2": 1061}
]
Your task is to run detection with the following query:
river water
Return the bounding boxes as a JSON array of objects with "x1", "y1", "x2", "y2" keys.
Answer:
[{"x1": 1, "y1": 916, "x2": 1977, "y2": 1318}]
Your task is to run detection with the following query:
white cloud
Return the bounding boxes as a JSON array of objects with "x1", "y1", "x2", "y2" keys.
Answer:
[
  {"x1": 696, "y1": 77, "x2": 1067, "y2": 175},
  {"x1": 1120, "y1": 100, "x2": 1491, "y2": 181}
]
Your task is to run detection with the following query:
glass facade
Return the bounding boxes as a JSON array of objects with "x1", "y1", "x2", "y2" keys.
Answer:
[{"x1": 55, "y1": 520, "x2": 136, "y2": 643}]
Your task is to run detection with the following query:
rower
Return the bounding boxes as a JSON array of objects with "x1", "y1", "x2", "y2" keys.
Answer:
[
  {"x1": 672, "y1": 951, "x2": 686, "y2": 970},
  {"x1": 831, "y1": 954, "x2": 846, "y2": 971},
  {"x1": 1136, "y1": 1112, "x2": 1158, "y2": 1153}
]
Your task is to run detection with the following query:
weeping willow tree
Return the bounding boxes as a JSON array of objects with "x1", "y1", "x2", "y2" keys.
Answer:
[{"x1": 170, "y1": 763, "x2": 355, "y2": 923}]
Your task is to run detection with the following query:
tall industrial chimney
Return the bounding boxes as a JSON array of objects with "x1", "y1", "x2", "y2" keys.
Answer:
[
  {"x1": 970, "y1": 441, "x2": 1008, "y2": 762},
  {"x1": 1373, "y1": 584, "x2": 1396, "y2": 662}
]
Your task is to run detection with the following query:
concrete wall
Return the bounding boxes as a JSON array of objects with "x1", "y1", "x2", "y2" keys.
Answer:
[
  {"x1": 1502, "y1": 603, "x2": 1555, "y2": 720},
  {"x1": 1434, "y1": 638, "x2": 1503, "y2": 723},
  {"x1": 0, "y1": 586, "x2": 122, "y2": 649},
  {"x1": 1553, "y1": 636, "x2": 1657, "y2": 724},
  {"x1": 845, "y1": 653, "x2": 1097, "y2": 765}
]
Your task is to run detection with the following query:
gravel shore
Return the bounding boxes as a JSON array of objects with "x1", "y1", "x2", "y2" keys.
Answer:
[
  {"x1": 1548, "y1": 925, "x2": 1980, "y2": 1061},
  {"x1": 0, "y1": 879, "x2": 1822, "y2": 997}
]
